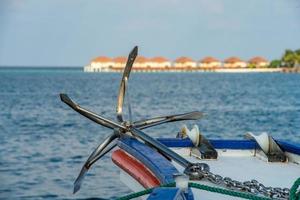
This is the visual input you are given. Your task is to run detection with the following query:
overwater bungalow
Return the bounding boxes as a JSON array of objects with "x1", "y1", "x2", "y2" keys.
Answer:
[
  {"x1": 174, "y1": 57, "x2": 197, "y2": 70},
  {"x1": 112, "y1": 57, "x2": 127, "y2": 71},
  {"x1": 248, "y1": 57, "x2": 269, "y2": 68},
  {"x1": 150, "y1": 57, "x2": 171, "y2": 69},
  {"x1": 224, "y1": 57, "x2": 247, "y2": 68},
  {"x1": 132, "y1": 56, "x2": 149, "y2": 71},
  {"x1": 198, "y1": 57, "x2": 221, "y2": 69},
  {"x1": 84, "y1": 56, "x2": 114, "y2": 72}
]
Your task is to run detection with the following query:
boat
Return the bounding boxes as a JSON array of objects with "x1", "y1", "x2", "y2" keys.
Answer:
[{"x1": 60, "y1": 46, "x2": 300, "y2": 200}]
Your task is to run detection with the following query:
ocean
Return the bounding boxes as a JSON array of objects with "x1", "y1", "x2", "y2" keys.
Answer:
[{"x1": 0, "y1": 67, "x2": 299, "y2": 199}]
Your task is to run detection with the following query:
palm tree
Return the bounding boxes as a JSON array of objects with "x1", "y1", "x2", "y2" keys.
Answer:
[{"x1": 282, "y1": 49, "x2": 296, "y2": 67}]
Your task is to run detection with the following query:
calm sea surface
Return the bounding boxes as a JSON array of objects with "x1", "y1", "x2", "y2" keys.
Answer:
[{"x1": 0, "y1": 67, "x2": 300, "y2": 199}]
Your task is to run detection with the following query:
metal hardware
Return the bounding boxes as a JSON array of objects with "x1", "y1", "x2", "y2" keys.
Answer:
[
  {"x1": 197, "y1": 133, "x2": 218, "y2": 159},
  {"x1": 178, "y1": 125, "x2": 217, "y2": 159},
  {"x1": 245, "y1": 132, "x2": 287, "y2": 162},
  {"x1": 184, "y1": 163, "x2": 210, "y2": 180},
  {"x1": 200, "y1": 170, "x2": 290, "y2": 199},
  {"x1": 133, "y1": 111, "x2": 203, "y2": 130},
  {"x1": 116, "y1": 47, "x2": 137, "y2": 123}
]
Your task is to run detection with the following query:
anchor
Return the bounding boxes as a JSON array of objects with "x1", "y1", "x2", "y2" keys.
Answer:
[{"x1": 60, "y1": 46, "x2": 209, "y2": 193}]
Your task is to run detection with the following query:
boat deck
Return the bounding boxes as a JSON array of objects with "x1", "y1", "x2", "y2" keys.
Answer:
[
  {"x1": 173, "y1": 148, "x2": 299, "y2": 188},
  {"x1": 114, "y1": 138, "x2": 300, "y2": 200}
]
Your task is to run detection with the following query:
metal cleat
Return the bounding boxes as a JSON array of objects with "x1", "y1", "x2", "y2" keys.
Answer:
[
  {"x1": 245, "y1": 132, "x2": 287, "y2": 162},
  {"x1": 179, "y1": 125, "x2": 218, "y2": 159}
]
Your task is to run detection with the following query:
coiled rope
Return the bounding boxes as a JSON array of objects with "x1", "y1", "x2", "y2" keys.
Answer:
[{"x1": 290, "y1": 178, "x2": 300, "y2": 200}]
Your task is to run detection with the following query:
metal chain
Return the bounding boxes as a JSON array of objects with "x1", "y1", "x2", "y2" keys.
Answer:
[{"x1": 202, "y1": 170, "x2": 290, "y2": 199}]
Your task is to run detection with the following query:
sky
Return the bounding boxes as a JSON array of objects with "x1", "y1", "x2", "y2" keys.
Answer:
[{"x1": 0, "y1": 0, "x2": 299, "y2": 66}]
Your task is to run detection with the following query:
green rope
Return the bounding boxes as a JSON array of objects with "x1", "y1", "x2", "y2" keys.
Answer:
[
  {"x1": 290, "y1": 178, "x2": 300, "y2": 200},
  {"x1": 188, "y1": 182, "x2": 271, "y2": 200},
  {"x1": 115, "y1": 182, "x2": 269, "y2": 200},
  {"x1": 115, "y1": 188, "x2": 152, "y2": 200},
  {"x1": 115, "y1": 182, "x2": 175, "y2": 200},
  {"x1": 115, "y1": 178, "x2": 300, "y2": 200}
]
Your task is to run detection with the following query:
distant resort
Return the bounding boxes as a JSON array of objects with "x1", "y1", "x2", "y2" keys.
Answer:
[
  {"x1": 84, "y1": 56, "x2": 276, "y2": 73},
  {"x1": 84, "y1": 49, "x2": 300, "y2": 73}
]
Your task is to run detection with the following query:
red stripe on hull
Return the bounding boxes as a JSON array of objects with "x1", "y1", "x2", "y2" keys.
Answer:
[{"x1": 112, "y1": 149, "x2": 160, "y2": 188}]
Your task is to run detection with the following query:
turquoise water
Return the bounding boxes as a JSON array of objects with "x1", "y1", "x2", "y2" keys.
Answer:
[{"x1": 0, "y1": 68, "x2": 300, "y2": 199}]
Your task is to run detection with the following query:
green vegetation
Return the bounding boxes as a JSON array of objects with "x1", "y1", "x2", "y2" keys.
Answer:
[
  {"x1": 269, "y1": 60, "x2": 281, "y2": 68},
  {"x1": 248, "y1": 63, "x2": 256, "y2": 68},
  {"x1": 269, "y1": 49, "x2": 300, "y2": 68}
]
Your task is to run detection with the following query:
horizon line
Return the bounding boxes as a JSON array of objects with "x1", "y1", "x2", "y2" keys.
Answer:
[{"x1": 0, "y1": 65, "x2": 82, "y2": 68}]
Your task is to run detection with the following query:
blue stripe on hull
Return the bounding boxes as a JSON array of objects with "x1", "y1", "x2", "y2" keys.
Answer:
[{"x1": 277, "y1": 140, "x2": 300, "y2": 155}]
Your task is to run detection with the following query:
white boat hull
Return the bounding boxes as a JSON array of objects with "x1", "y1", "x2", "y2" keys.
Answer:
[{"x1": 113, "y1": 138, "x2": 300, "y2": 200}]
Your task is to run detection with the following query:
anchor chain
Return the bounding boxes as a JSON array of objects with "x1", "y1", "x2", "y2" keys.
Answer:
[{"x1": 202, "y1": 170, "x2": 290, "y2": 199}]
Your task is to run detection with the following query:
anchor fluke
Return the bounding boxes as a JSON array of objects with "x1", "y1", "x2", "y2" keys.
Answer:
[
  {"x1": 73, "y1": 132, "x2": 118, "y2": 193},
  {"x1": 60, "y1": 93, "x2": 77, "y2": 110},
  {"x1": 73, "y1": 166, "x2": 87, "y2": 194},
  {"x1": 134, "y1": 111, "x2": 204, "y2": 129},
  {"x1": 116, "y1": 46, "x2": 138, "y2": 123},
  {"x1": 60, "y1": 94, "x2": 125, "y2": 130}
]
